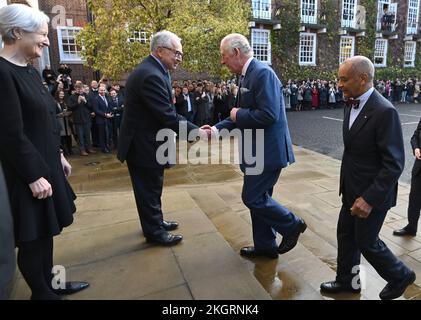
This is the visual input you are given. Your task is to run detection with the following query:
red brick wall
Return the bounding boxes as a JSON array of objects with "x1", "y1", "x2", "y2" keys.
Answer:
[{"x1": 39, "y1": 0, "x2": 96, "y2": 84}]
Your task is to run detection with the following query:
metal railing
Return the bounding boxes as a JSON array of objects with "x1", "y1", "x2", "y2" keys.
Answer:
[{"x1": 300, "y1": 8, "x2": 325, "y2": 25}]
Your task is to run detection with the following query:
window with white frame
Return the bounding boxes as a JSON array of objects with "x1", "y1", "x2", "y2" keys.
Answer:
[
  {"x1": 251, "y1": 29, "x2": 271, "y2": 64},
  {"x1": 339, "y1": 36, "x2": 355, "y2": 64},
  {"x1": 252, "y1": 0, "x2": 271, "y2": 20},
  {"x1": 374, "y1": 39, "x2": 388, "y2": 67},
  {"x1": 342, "y1": 0, "x2": 357, "y2": 28},
  {"x1": 299, "y1": 33, "x2": 316, "y2": 66},
  {"x1": 407, "y1": 0, "x2": 420, "y2": 35},
  {"x1": 128, "y1": 30, "x2": 148, "y2": 43},
  {"x1": 404, "y1": 41, "x2": 416, "y2": 67},
  {"x1": 57, "y1": 27, "x2": 83, "y2": 63},
  {"x1": 301, "y1": 0, "x2": 317, "y2": 24}
]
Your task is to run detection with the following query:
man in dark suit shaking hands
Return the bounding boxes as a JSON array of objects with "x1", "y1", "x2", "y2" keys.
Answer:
[
  {"x1": 206, "y1": 34, "x2": 307, "y2": 260},
  {"x1": 320, "y1": 56, "x2": 415, "y2": 300},
  {"x1": 117, "y1": 31, "x2": 203, "y2": 246}
]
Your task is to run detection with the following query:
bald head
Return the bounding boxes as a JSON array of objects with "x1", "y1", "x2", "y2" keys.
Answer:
[
  {"x1": 342, "y1": 56, "x2": 375, "y2": 83},
  {"x1": 338, "y1": 56, "x2": 374, "y2": 98}
]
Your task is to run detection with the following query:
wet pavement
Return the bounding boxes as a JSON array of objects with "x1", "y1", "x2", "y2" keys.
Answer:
[{"x1": 10, "y1": 140, "x2": 421, "y2": 300}]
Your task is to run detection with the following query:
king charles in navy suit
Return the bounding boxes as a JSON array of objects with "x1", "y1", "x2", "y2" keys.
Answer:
[
  {"x1": 320, "y1": 56, "x2": 415, "y2": 300},
  {"x1": 208, "y1": 34, "x2": 306, "y2": 259}
]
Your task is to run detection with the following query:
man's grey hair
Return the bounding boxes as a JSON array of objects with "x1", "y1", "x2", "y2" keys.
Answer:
[
  {"x1": 0, "y1": 4, "x2": 50, "y2": 43},
  {"x1": 150, "y1": 30, "x2": 181, "y2": 52},
  {"x1": 343, "y1": 55, "x2": 375, "y2": 82},
  {"x1": 221, "y1": 33, "x2": 253, "y2": 58}
]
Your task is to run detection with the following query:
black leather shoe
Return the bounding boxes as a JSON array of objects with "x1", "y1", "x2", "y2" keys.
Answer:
[
  {"x1": 146, "y1": 232, "x2": 183, "y2": 246},
  {"x1": 240, "y1": 246, "x2": 278, "y2": 259},
  {"x1": 320, "y1": 281, "x2": 361, "y2": 294},
  {"x1": 379, "y1": 270, "x2": 416, "y2": 300},
  {"x1": 278, "y1": 219, "x2": 307, "y2": 254},
  {"x1": 52, "y1": 281, "x2": 90, "y2": 295},
  {"x1": 162, "y1": 220, "x2": 179, "y2": 231},
  {"x1": 393, "y1": 227, "x2": 416, "y2": 237}
]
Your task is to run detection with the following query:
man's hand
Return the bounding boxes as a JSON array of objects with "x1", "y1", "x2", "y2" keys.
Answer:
[
  {"x1": 200, "y1": 125, "x2": 212, "y2": 138},
  {"x1": 350, "y1": 197, "x2": 373, "y2": 219},
  {"x1": 198, "y1": 128, "x2": 209, "y2": 141},
  {"x1": 230, "y1": 107, "x2": 239, "y2": 122},
  {"x1": 29, "y1": 177, "x2": 52, "y2": 199},
  {"x1": 61, "y1": 153, "x2": 72, "y2": 178},
  {"x1": 415, "y1": 148, "x2": 421, "y2": 160}
]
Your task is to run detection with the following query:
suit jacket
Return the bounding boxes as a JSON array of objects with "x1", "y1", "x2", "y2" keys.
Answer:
[
  {"x1": 117, "y1": 55, "x2": 198, "y2": 167},
  {"x1": 175, "y1": 93, "x2": 194, "y2": 117},
  {"x1": 93, "y1": 95, "x2": 111, "y2": 125},
  {"x1": 68, "y1": 93, "x2": 92, "y2": 125},
  {"x1": 410, "y1": 118, "x2": 421, "y2": 176},
  {"x1": 215, "y1": 58, "x2": 295, "y2": 172},
  {"x1": 340, "y1": 89, "x2": 404, "y2": 210}
]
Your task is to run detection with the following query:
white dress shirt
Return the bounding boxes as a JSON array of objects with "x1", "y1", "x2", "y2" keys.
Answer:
[{"x1": 349, "y1": 87, "x2": 374, "y2": 129}]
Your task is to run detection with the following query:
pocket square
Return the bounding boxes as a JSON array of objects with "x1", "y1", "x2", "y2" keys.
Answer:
[{"x1": 240, "y1": 87, "x2": 250, "y2": 94}]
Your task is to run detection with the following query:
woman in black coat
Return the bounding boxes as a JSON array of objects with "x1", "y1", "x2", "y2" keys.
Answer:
[{"x1": 0, "y1": 4, "x2": 88, "y2": 300}]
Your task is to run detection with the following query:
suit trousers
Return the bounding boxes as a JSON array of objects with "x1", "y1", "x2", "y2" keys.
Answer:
[
  {"x1": 336, "y1": 203, "x2": 411, "y2": 284},
  {"x1": 408, "y1": 168, "x2": 421, "y2": 232},
  {"x1": 242, "y1": 169, "x2": 300, "y2": 250},
  {"x1": 127, "y1": 164, "x2": 166, "y2": 237}
]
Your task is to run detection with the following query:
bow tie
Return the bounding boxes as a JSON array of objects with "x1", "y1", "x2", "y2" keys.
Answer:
[{"x1": 346, "y1": 98, "x2": 360, "y2": 109}]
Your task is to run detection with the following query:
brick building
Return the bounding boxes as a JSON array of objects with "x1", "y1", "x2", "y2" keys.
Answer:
[
  {"x1": 1, "y1": 1, "x2": 420, "y2": 82},
  {"x1": 0, "y1": 0, "x2": 94, "y2": 82},
  {"x1": 250, "y1": 0, "x2": 421, "y2": 80}
]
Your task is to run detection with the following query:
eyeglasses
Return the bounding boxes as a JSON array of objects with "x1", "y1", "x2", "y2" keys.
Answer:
[{"x1": 160, "y1": 46, "x2": 183, "y2": 59}]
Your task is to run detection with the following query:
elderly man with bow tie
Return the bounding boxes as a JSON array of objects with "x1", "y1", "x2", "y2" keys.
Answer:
[{"x1": 320, "y1": 56, "x2": 415, "y2": 300}]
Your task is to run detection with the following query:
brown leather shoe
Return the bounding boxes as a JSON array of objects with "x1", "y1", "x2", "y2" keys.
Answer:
[
  {"x1": 86, "y1": 149, "x2": 96, "y2": 154},
  {"x1": 80, "y1": 151, "x2": 88, "y2": 156}
]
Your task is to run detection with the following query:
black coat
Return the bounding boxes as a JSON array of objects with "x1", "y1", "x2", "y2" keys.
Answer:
[
  {"x1": 410, "y1": 118, "x2": 421, "y2": 177},
  {"x1": 340, "y1": 89, "x2": 404, "y2": 211},
  {"x1": 117, "y1": 55, "x2": 198, "y2": 167},
  {"x1": 0, "y1": 58, "x2": 76, "y2": 244},
  {"x1": 0, "y1": 163, "x2": 15, "y2": 299}
]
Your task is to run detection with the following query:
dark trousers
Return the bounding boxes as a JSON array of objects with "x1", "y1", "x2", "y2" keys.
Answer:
[
  {"x1": 336, "y1": 203, "x2": 411, "y2": 285},
  {"x1": 408, "y1": 168, "x2": 421, "y2": 232},
  {"x1": 75, "y1": 122, "x2": 91, "y2": 151},
  {"x1": 97, "y1": 123, "x2": 109, "y2": 152},
  {"x1": 241, "y1": 169, "x2": 300, "y2": 250},
  {"x1": 127, "y1": 164, "x2": 166, "y2": 237}
]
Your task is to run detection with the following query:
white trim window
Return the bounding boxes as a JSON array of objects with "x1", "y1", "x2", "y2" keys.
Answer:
[
  {"x1": 57, "y1": 27, "x2": 84, "y2": 63},
  {"x1": 128, "y1": 30, "x2": 148, "y2": 43},
  {"x1": 407, "y1": 0, "x2": 420, "y2": 35},
  {"x1": 301, "y1": 0, "x2": 317, "y2": 24},
  {"x1": 251, "y1": 29, "x2": 271, "y2": 64},
  {"x1": 404, "y1": 41, "x2": 416, "y2": 67},
  {"x1": 339, "y1": 36, "x2": 355, "y2": 64},
  {"x1": 299, "y1": 32, "x2": 316, "y2": 66},
  {"x1": 374, "y1": 39, "x2": 388, "y2": 67},
  {"x1": 252, "y1": 0, "x2": 271, "y2": 20},
  {"x1": 341, "y1": 0, "x2": 357, "y2": 29}
]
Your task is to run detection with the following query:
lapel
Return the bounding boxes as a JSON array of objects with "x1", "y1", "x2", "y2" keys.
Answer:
[
  {"x1": 236, "y1": 59, "x2": 256, "y2": 107},
  {"x1": 147, "y1": 55, "x2": 173, "y2": 101},
  {"x1": 343, "y1": 89, "x2": 377, "y2": 146}
]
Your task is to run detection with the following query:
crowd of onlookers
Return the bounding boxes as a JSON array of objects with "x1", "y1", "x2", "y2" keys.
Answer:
[
  {"x1": 43, "y1": 64, "x2": 421, "y2": 157},
  {"x1": 281, "y1": 78, "x2": 421, "y2": 111},
  {"x1": 43, "y1": 64, "x2": 125, "y2": 157}
]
